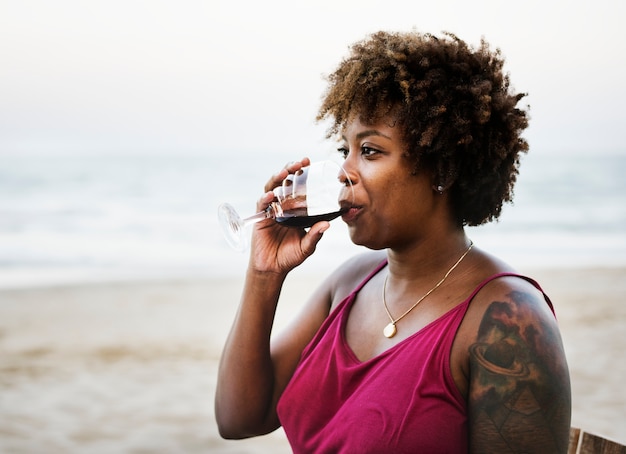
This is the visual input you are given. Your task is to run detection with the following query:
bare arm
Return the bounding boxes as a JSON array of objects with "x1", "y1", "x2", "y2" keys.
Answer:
[
  {"x1": 215, "y1": 269, "x2": 286, "y2": 438},
  {"x1": 468, "y1": 281, "x2": 571, "y2": 453},
  {"x1": 214, "y1": 159, "x2": 335, "y2": 438}
]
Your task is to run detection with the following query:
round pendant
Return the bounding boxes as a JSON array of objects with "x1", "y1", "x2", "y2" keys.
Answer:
[{"x1": 383, "y1": 322, "x2": 397, "y2": 338}]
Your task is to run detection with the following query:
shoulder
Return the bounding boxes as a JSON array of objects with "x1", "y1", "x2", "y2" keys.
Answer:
[
  {"x1": 467, "y1": 274, "x2": 556, "y2": 329},
  {"x1": 322, "y1": 249, "x2": 387, "y2": 308},
  {"x1": 457, "y1": 273, "x2": 559, "y2": 362},
  {"x1": 461, "y1": 274, "x2": 571, "y2": 452},
  {"x1": 459, "y1": 247, "x2": 556, "y2": 334},
  {"x1": 294, "y1": 249, "x2": 386, "y2": 329}
]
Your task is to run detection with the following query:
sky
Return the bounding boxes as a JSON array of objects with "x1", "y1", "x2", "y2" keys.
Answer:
[{"x1": 1, "y1": 0, "x2": 625, "y2": 157}]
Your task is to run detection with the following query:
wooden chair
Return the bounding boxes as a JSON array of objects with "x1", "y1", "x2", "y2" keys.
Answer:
[{"x1": 569, "y1": 427, "x2": 626, "y2": 454}]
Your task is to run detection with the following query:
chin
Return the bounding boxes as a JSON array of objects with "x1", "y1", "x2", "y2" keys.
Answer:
[{"x1": 348, "y1": 228, "x2": 386, "y2": 250}]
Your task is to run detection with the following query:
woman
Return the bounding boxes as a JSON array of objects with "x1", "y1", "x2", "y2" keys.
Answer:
[{"x1": 215, "y1": 31, "x2": 571, "y2": 453}]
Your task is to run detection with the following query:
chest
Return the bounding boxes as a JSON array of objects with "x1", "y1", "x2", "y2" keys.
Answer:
[
  {"x1": 343, "y1": 280, "x2": 467, "y2": 362},
  {"x1": 277, "y1": 297, "x2": 469, "y2": 452}
]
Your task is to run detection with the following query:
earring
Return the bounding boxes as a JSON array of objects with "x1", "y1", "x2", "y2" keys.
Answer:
[{"x1": 436, "y1": 185, "x2": 444, "y2": 194}]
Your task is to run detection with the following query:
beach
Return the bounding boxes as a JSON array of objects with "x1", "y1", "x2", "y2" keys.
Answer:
[{"x1": 1, "y1": 266, "x2": 625, "y2": 453}]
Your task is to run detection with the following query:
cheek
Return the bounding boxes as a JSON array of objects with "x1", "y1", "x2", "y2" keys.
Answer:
[
  {"x1": 364, "y1": 178, "x2": 412, "y2": 225},
  {"x1": 383, "y1": 179, "x2": 433, "y2": 224},
  {"x1": 368, "y1": 168, "x2": 408, "y2": 195},
  {"x1": 377, "y1": 173, "x2": 425, "y2": 204}
]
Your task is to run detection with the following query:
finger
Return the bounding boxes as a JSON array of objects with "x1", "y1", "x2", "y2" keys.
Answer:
[
  {"x1": 255, "y1": 191, "x2": 275, "y2": 211},
  {"x1": 264, "y1": 169, "x2": 289, "y2": 193},
  {"x1": 292, "y1": 157, "x2": 311, "y2": 168},
  {"x1": 263, "y1": 158, "x2": 310, "y2": 192},
  {"x1": 285, "y1": 158, "x2": 310, "y2": 171}
]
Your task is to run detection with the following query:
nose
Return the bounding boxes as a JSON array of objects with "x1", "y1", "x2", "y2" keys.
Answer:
[
  {"x1": 337, "y1": 160, "x2": 356, "y2": 207},
  {"x1": 338, "y1": 167, "x2": 350, "y2": 187},
  {"x1": 339, "y1": 158, "x2": 357, "y2": 187}
]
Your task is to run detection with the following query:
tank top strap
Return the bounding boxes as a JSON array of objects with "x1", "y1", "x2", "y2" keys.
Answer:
[
  {"x1": 348, "y1": 267, "x2": 554, "y2": 314},
  {"x1": 467, "y1": 272, "x2": 555, "y2": 314}
]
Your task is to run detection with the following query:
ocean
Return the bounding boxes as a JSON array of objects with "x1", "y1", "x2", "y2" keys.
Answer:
[{"x1": 1, "y1": 151, "x2": 625, "y2": 287}]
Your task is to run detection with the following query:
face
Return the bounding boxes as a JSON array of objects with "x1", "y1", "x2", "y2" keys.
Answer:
[{"x1": 339, "y1": 116, "x2": 437, "y2": 250}]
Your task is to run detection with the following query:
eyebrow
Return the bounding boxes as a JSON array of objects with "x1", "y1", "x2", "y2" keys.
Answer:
[{"x1": 341, "y1": 129, "x2": 393, "y2": 142}]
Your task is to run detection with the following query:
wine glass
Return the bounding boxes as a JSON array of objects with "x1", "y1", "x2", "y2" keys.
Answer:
[{"x1": 218, "y1": 160, "x2": 354, "y2": 251}]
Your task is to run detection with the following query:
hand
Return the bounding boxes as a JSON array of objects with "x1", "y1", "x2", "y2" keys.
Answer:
[{"x1": 248, "y1": 158, "x2": 330, "y2": 274}]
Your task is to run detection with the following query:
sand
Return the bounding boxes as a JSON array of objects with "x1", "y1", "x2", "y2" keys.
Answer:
[{"x1": 1, "y1": 266, "x2": 625, "y2": 453}]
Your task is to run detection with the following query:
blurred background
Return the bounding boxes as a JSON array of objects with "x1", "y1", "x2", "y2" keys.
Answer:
[{"x1": 1, "y1": 0, "x2": 625, "y2": 286}]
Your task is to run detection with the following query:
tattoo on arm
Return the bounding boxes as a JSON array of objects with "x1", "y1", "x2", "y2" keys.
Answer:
[{"x1": 468, "y1": 290, "x2": 571, "y2": 453}]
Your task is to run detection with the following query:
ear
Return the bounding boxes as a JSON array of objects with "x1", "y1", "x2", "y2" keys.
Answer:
[{"x1": 431, "y1": 160, "x2": 459, "y2": 194}]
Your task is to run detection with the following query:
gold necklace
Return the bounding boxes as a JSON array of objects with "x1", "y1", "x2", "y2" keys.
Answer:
[{"x1": 382, "y1": 240, "x2": 474, "y2": 338}]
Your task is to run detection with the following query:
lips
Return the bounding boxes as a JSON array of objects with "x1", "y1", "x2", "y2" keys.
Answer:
[{"x1": 341, "y1": 206, "x2": 361, "y2": 223}]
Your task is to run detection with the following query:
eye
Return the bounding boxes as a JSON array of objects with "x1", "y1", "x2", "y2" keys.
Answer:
[
  {"x1": 361, "y1": 146, "x2": 379, "y2": 157},
  {"x1": 337, "y1": 144, "x2": 381, "y2": 159},
  {"x1": 337, "y1": 146, "x2": 349, "y2": 159}
]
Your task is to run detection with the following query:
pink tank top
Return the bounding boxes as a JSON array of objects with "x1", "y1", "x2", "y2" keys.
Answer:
[{"x1": 276, "y1": 262, "x2": 553, "y2": 453}]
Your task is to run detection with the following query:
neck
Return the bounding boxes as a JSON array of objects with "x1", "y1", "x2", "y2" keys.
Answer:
[{"x1": 386, "y1": 230, "x2": 471, "y2": 283}]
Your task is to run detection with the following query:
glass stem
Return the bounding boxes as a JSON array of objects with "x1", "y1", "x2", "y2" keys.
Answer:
[{"x1": 242, "y1": 206, "x2": 274, "y2": 227}]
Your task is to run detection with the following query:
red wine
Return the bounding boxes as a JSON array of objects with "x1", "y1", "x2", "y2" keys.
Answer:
[{"x1": 276, "y1": 210, "x2": 343, "y2": 228}]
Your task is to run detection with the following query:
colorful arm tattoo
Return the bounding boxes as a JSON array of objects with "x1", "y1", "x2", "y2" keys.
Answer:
[{"x1": 468, "y1": 290, "x2": 571, "y2": 453}]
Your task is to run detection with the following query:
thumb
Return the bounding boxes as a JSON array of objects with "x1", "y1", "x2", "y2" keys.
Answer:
[{"x1": 300, "y1": 222, "x2": 330, "y2": 255}]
